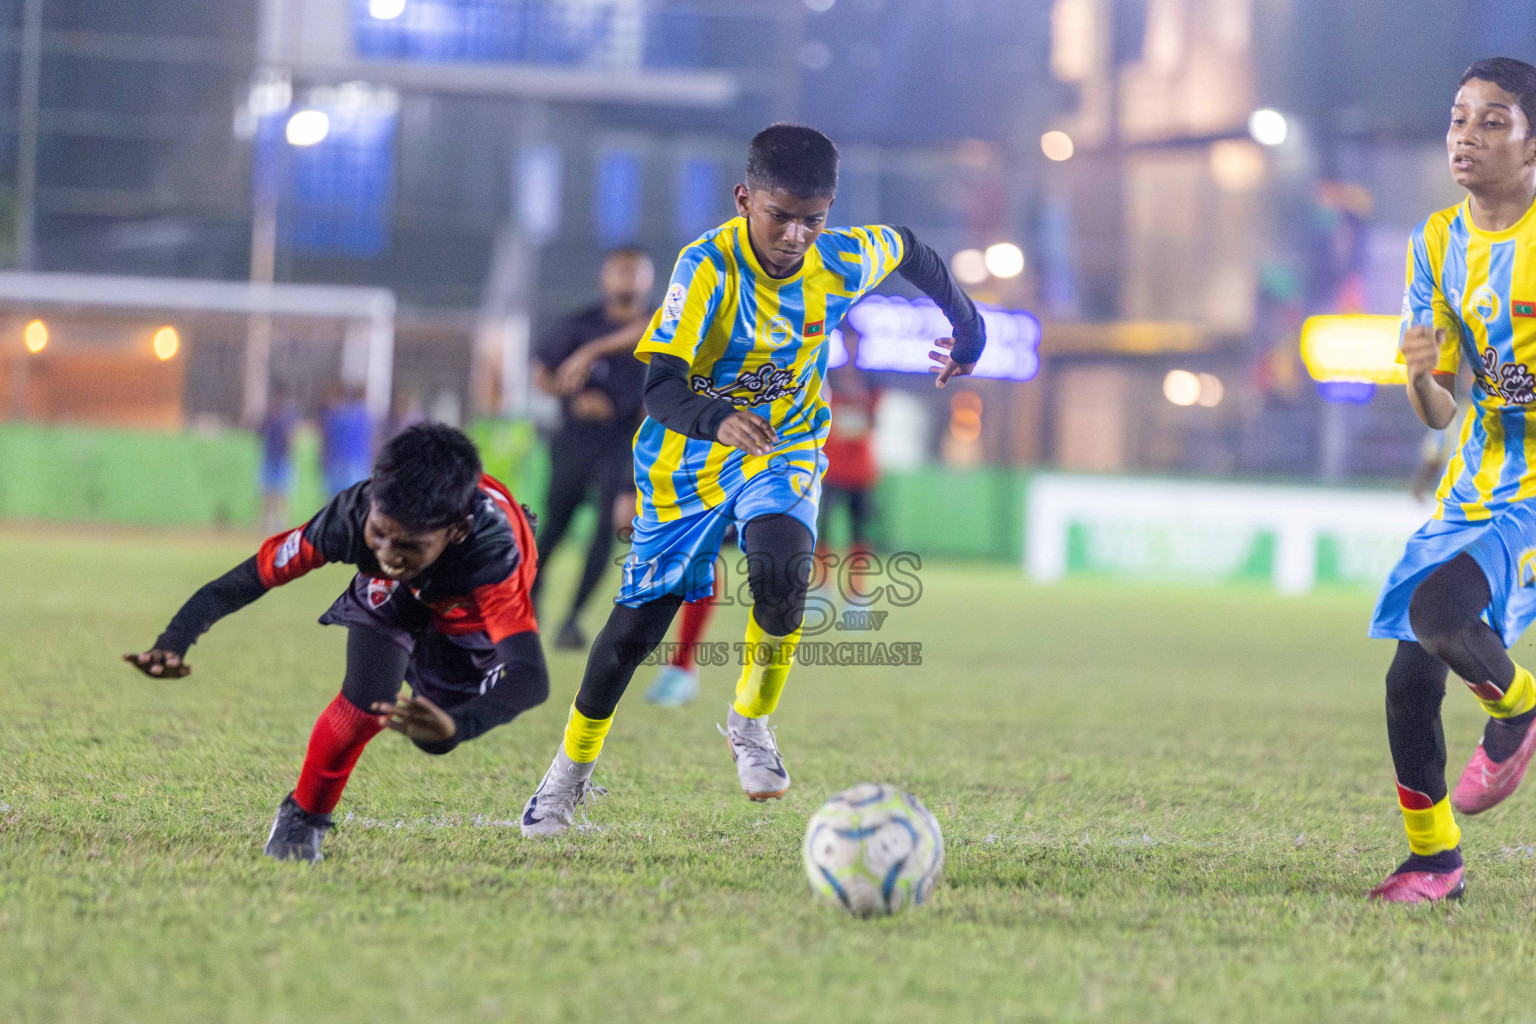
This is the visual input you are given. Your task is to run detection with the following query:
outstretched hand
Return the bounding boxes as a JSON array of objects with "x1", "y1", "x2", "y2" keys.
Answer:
[
  {"x1": 928, "y1": 338, "x2": 976, "y2": 388},
  {"x1": 123, "y1": 649, "x2": 191, "y2": 678},
  {"x1": 372, "y1": 691, "x2": 457, "y2": 744}
]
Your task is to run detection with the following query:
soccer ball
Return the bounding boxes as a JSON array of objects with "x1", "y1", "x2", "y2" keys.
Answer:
[{"x1": 802, "y1": 783, "x2": 944, "y2": 917}]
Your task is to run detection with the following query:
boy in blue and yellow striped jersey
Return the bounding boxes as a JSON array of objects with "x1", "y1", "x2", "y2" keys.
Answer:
[
  {"x1": 1369, "y1": 58, "x2": 1536, "y2": 902},
  {"x1": 522, "y1": 124, "x2": 985, "y2": 835}
]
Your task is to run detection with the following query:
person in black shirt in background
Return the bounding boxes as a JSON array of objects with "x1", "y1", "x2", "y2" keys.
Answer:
[{"x1": 530, "y1": 246, "x2": 655, "y2": 650}]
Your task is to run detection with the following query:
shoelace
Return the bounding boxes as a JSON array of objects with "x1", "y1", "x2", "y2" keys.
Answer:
[
  {"x1": 573, "y1": 781, "x2": 608, "y2": 827},
  {"x1": 717, "y1": 721, "x2": 782, "y2": 771},
  {"x1": 538, "y1": 771, "x2": 608, "y2": 824}
]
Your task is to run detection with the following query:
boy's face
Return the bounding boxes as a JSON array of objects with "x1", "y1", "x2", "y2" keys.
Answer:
[
  {"x1": 734, "y1": 184, "x2": 834, "y2": 277},
  {"x1": 364, "y1": 502, "x2": 469, "y2": 581},
  {"x1": 1448, "y1": 78, "x2": 1536, "y2": 192}
]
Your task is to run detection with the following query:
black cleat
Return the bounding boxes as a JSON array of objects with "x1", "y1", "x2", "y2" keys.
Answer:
[
  {"x1": 263, "y1": 793, "x2": 332, "y2": 863},
  {"x1": 555, "y1": 620, "x2": 587, "y2": 650}
]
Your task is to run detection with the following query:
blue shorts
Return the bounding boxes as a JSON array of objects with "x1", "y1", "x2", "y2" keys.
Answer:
[
  {"x1": 616, "y1": 457, "x2": 822, "y2": 606},
  {"x1": 1370, "y1": 503, "x2": 1536, "y2": 647}
]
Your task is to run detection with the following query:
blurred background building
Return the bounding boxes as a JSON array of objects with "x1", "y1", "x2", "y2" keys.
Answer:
[{"x1": 0, "y1": 0, "x2": 1530, "y2": 569}]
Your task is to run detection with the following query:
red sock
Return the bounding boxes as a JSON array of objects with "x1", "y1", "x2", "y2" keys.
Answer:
[
  {"x1": 292, "y1": 694, "x2": 385, "y2": 815},
  {"x1": 672, "y1": 594, "x2": 718, "y2": 671}
]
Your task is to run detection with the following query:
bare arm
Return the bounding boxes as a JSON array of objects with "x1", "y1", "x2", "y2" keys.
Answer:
[
  {"x1": 532, "y1": 363, "x2": 564, "y2": 397},
  {"x1": 555, "y1": 316, "x2": 650, "y2": 393},
  {"x1": 1402, "y1": 324, "x2": 1457, "y2": 430}
]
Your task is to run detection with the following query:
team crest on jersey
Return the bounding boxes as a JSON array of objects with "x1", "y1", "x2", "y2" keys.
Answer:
[
  {"x1": 764, "y1": 315, "x2": 793, "y2": 348},
  {"x1": 273, "y1": 529, "x2": 303, "y2": 569},
  {"x1": 1479, "y1": 347, "x2": 1536, "y2": 405},
  {"x1": 662, "y1": 283, "x2": 687, "y2": 323},
  {"x1": 366, "y1": 577, "x2": 399, "y2": 608},
  {"x1": 691, "y1": 363, "x2": 800, "y2": 408},
  {"x1": 1471, "y1": 284, "x2": 1501, "y2": 324}
]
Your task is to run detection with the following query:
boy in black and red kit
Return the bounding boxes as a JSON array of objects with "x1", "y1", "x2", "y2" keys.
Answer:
[{"x1": 124, "y1": 423, "x2": 548, "y2": 863}]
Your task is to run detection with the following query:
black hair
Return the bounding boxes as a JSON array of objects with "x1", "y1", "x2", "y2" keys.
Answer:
[
  {"x1": 1460, "y1": 57, "x2": 1536, "y2": 133},
  {"x1": 371, "y1": 422, "x2": 482, "y2": 533},
  {"x1": 745, "y1": 124, "x2": 839, "y2": 199}
]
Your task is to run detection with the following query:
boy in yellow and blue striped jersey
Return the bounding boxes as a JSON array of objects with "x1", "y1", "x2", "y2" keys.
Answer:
[
  {"x1": 1368, "y1": 58, "x2": 1536, "y2": 903},
  {"x1": 521, "y1": 124, "x2": 985, "y2": 835}
]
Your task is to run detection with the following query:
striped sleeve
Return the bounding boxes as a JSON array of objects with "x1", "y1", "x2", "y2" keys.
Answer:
[
  {"x1": 849, "y1": 225, "x2": 908, "y2": 297},
  {"x1": 635, "y1": 243, "x2": 725, "y2": 365},
  {"x1": 1399, "y1": 219, "x2": 1461, "y2": 374}
]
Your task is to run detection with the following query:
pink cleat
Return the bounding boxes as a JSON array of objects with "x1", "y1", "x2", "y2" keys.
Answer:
[
  {"x1": 1452, "y1": 714, "x2": 1536, "y2": 815},
  {"x1": 1367, "y1": 863, "x2": 1465, "y2": 903}
]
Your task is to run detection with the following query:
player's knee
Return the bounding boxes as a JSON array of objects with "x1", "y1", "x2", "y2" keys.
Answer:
[
  {"x1": 752, "y1": 600, "x2": 804, "y2": 637},
  {"x1": 746, "y1": 558, "x2": 810, "y2": 636}
]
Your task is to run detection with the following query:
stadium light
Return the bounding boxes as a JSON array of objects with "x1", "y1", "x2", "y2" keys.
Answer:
[
  {"x1": 1040, "y1": 130, "x2": 1074, "y2": 162},
  {"x1": 1209, "y1": 139, "x2": 1265, "y2": 192},
  {"x1": 368, "y1": 0, "x2": 407, "y2": 19},
  {"x1": 153, "y1": 326, "x2": 179, "y2": 361},
  {"x1": 983, "y1": 242, "x2": 1025, "y2": 279},
  {"x1": 1299, "y1": 314, "x2": 1406, "y2": 384},
  {"x1": 1196, "y1": 373, "x2": 1224, "y2": 407},
  {"x1": 1163, "y1": 369, "x2": 1200, "y2": 406},
  {"x1": 285, "y1": 109, "x2": 330, "y2": 147},
  {"x1": 1248, "y1": 108, "x2": 1288, "y2": 147},
  {"x1": 950, "y1": 248, "x2": 988, "y2": 286},
  {"x1": 23, "y1": 318, "x2": 46, "y2": 353}
]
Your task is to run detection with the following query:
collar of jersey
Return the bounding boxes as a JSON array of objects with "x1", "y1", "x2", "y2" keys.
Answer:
[
  {"x1": 733, "y1": 217, "x2": 820, "y2": 286},
  {"x1": 1460, "y1": 194, "x2": 1536, "y2": 242}
]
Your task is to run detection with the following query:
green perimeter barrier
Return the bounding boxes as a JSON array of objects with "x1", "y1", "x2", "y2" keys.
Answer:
[
  {"x1": 0, "y1": 420, "x2": 1031, "y2": 562},
  {"x1": 0, "y1": 422, "x2": 260, "y2": 527}
]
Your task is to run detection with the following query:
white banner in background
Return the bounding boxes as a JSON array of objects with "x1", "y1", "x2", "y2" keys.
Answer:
[{"x1": 1024, "y1": 474, "x2": 1431, "y2": 594}]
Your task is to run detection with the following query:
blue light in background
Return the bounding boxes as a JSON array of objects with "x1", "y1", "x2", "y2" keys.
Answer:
[
  {"x1": 674, "y1": 157, "x2": 719, "y2": 242},
  {"x1": 517, "y1": 145, "x2": 563, "y2": 243},
  {"x1": 1317, "y1": 380, "x2": 1376, "y2": 404},
  {"x1": 595, "y1": 149, "x2": 642, "y2": 244},
  {"x1": 828, "y1": 295, "x2": 1040, "y2": 381},
  {"x1": 352, "y1": 0, "x2": 672, "y2": 68},
  {"x1": 253, "y1": 103, "x2": 398, "y2": 258}
]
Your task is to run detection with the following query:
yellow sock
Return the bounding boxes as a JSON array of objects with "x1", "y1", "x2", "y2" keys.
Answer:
[
  {"x1": 1397, "y1": 783, "x2": 1461, "y2": 855},
  {"x1": 561, "y1": 704, "x2": 613, "y2": 763},
  {"x1": 1467, "y1": 663, "x2": 1536, "y2": 718},
  {"x1": 732, "y1": 613, "x2": 800, "y2": 718}
]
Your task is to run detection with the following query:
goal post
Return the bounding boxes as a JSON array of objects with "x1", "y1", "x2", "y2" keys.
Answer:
[{"x1": 0, "y1": 270, "x2": 396, "y2": 425}]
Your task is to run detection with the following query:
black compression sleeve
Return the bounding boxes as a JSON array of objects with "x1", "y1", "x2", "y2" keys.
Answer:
[
  {"x1": 643, "y1": 354, "x2": 737, "y2": 441},
  {"x1": 154, "y1": 556, "x2": 268, "y2": 656},
  {"x1": 895, "y1": 227, "x2": 985, "y2": 364},
  {"x1": 413, "y1": 631, "x2": 551, "y2": 755}
]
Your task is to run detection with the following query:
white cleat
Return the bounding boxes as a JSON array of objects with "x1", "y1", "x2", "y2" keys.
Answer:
[
  {"x1": 719, "y1": 706, "x2": 791, "y2": 801},
  {"x1": 520, "y1": 749, "x2": 606, "y2": 837}
]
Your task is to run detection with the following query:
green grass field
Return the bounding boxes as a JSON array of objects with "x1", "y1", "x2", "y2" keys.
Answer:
[{"x1": 6, "y1": 526, "x2": 1536, "y2": 1023}]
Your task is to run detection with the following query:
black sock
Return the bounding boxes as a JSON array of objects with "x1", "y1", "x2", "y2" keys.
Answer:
[
  {"x1": 1394, "y1": 847, "x2": 1462, "y2": 875},
  {"x1": 1483, "y1": 707, "x2": 1536, "y2": 762}
]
